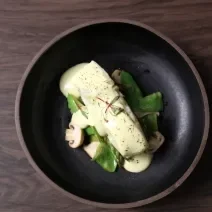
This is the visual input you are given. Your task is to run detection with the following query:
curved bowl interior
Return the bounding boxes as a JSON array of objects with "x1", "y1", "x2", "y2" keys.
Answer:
[{"x1": 17, "y1": 22, "x2": 207, "y2": 205}]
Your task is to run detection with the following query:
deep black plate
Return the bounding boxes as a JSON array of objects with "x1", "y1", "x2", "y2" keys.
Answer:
[{"x1": 15, "y1": 20, "x2": 209, "y2": 208}]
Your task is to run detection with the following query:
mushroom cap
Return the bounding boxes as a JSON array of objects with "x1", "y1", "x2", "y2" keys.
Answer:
[
  {"x1": 112, "y1": 69, "x2": 121, "y2": 84},
  {"x1": 65, "y1": 124, "x2": 84, "y2": 148}
]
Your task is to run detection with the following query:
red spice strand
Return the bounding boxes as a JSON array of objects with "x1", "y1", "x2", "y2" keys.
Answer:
[
  {"x1": 105, "y1": 102, "x2": 112, "y2": 113},
  {"x1": 105, "y1": 95, "x2": 120, "y2": 113},
  {"x1": 96, "y1": 97, "x2": 109, "y2": 105},
  {"x1": 96, "y1": 96, "x2": 113, "y2": 113},
  {"x1": 96, "y1": 96, "x2": 121, "y2": 118}
]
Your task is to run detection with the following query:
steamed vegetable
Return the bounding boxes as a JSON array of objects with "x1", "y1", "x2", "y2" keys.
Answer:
[
  {"x1": 93, "y1": 142, "x2": 117, "y2": 172},
  {"x1": 112, "y1": 70, "x2": 143, "y2": 111},
  {"x1": 139, "y1": 92, "x2": 163, "y2": 112},
  {"x1": 112, "y1": 69, "x2": 164, "y2": 148},
  {"x1": 112, "y1": 70, "x2": 163, "y2": 113},
  {"x1": 85, "y1": 126, "x2": 95, "y2": 135},
  {"x1": 83, "y1": 139, "x2": 119, "y2": 173},
  {"x1": 88, "y1": 126, "x2": 123, "y2": 171},
  {"x1": 141, "y1": 113, "x2": 158, "y2": 137},
  {"x1": 89, "y1": 134, "x2": 99, "y2": 142},
  {"x1": 67, "y1": 94, "x2": 83, "y2": 113},
  {"x1": 109, "y1": 141, "x2": 124, "y2": 167}
]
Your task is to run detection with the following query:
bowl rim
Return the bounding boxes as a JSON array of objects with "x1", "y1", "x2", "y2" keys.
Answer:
[{"x1": 15, "y1": 19, "x2": 210, "y2": 208}]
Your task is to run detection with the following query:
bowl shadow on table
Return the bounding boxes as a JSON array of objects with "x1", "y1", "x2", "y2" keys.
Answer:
[{"x1": 132, "y1": 55, "x2": 212, "y2": 211}]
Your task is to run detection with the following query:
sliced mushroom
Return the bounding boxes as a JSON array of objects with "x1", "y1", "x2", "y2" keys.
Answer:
[
  {"x1": 65, "y1": 124, "x2": 84, "y2": 148},
  {"x1": 148, "y1": 131, "x2": 165, "y2": 153},
  {"x1": 112, "y1": 69, "x2": 122, "y2": 84},
  {"x1": 83, "y1": 141, "x2": 100, "y2": 158}
]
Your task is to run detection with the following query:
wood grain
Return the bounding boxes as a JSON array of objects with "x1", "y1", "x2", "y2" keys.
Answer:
[{"x1": 0, "y1": 0, "x2": 212, "y2": 211}]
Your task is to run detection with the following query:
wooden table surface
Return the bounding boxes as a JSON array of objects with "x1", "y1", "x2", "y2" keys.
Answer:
[{"x1": 1, "y1": 0, "x2": 212, "y2": 211}]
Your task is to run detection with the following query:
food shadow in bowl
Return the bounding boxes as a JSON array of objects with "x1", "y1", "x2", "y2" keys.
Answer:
[{"x1": 16, "y1": 20, "x2": 209, "y2": 208}]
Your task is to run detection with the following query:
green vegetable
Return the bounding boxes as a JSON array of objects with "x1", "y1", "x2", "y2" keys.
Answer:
[
  {"x1": 90, "y1": 127, "x2": 123, "y2": 171},
  {"x1": 109, "y1": 143, "x2": 124, "y2": 167},
  {"x1": 92, "y1": 129, "x2": 123, "y2": 166},
  {"x1": 118, "y1": 71, "x2": 143, "y2": 111},
  {"x1": 67, "y1": 94, "x2": 83, "y2": 113},
  {"x1": 141, "y1": 113, "x2": 158, "y2": 137},
  {"x1": 112, "y1": 70, "x2": 163, "y2": 140},
  {"x1": 93, "y1": 142, "x2": 117, "y2": 172},
  {"x1": 91, "y1": 127, "x2": 105, "y2": 143},
  {"x1": 89, "y1": 134, "x2": 99, "y2": 142},
  {"x1": 139, "y1": 92, "x2": 163, "y2": 112},
  {"x1": 85, "y1": 126, "x2": 95, "y2": 135},
  {"x1": 112, "y1": 70, "x2": 163, "y2": 113},
  {"x1": 120, "y1": 71, "x2": 143, "y2": 97},
  {"x1": 91, "y1": 127, "x2": 118, "y2": 172}
]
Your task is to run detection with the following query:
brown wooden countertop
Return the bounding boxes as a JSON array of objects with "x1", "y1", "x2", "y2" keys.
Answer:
[{"x1": 0, "y1": 0, "x2": 212, "y2": 211}]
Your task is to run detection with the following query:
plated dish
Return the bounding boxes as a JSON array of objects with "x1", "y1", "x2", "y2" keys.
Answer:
[
  {"x1": 60, "y1": 61, "x2": 164, "y2": 172},
  {"x1": 15, "y1": 20, "x2": 209, "y2": 208}
]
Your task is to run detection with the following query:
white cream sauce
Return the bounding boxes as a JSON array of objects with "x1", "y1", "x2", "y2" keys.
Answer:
[
  {"x1": 123, "y1": 153, "x2": 153, "y2": 173},
  {"x1": 60, "y1": 61, "x2": 151, "y2": 171}
]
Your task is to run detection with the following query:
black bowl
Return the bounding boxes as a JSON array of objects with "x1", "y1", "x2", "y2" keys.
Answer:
[{"x1": 15, "y1": 20, "x2": 209, "y2": 208}]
